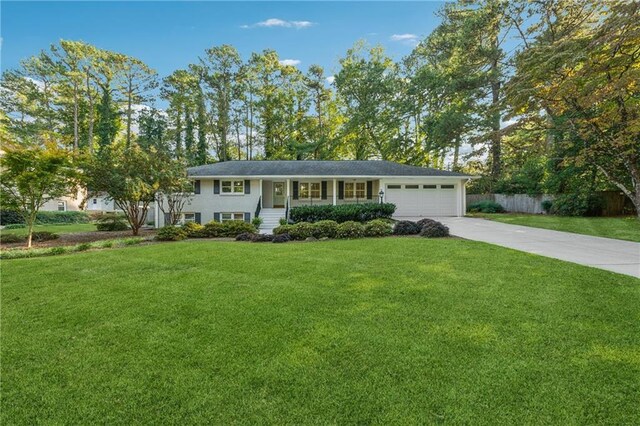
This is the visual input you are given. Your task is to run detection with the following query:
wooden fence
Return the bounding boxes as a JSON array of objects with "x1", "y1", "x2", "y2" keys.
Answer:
[{"x1": 466, "y1": 192, "x2": 635, "y2": 216}]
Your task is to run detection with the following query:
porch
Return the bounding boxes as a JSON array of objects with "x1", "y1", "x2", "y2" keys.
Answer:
[{"x1": 258, "y1": 179, "x2": 382, "y2": 209}]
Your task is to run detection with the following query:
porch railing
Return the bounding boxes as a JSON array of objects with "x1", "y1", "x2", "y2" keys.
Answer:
[{"x1": 255, "y1": 196, "x2": 261, "y2": 218}]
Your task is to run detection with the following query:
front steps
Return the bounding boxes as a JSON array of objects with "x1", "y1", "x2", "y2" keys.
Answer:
[{"x1": 258, "y1": 208, "x2": 285, "y2": 234}]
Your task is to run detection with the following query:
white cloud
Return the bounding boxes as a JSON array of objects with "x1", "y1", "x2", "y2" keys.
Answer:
[
  {"x1": 279, "y1": 59, "x2": 301, "y2": 67},
  {"x1": 326, "y1": 76, "x2": 335, "y2": 84},
  {"x1": 390, "y1": 33, "x2": 419, "y2": 46},
  {"x1": 242, "y1": 18, "x2": 315, "y2": 29}
]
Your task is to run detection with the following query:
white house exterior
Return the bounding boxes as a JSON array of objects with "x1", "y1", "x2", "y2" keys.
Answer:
[{"x1": 155, "y1": 160, "x2": 472, "y2": 232}]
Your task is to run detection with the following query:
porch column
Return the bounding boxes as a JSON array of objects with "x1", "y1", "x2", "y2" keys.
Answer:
[
  {"x1": 332, "y1": 179, "x2": 337, "y2": 205},
  {"x1": 286, "y1": 178, "x2": 291, "y2": 201},
  {"x1": 259, "y1": 179, "x2": 263, "y2": 208}
]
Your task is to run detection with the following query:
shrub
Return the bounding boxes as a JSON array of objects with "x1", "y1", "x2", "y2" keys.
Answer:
[
  {"x1": 312, "y1": 220, "x2": 339, "y2": 238},
  {"x1": 96, "y1": 214, "x2": 129, "y2": 231},
  {"x1": 50, "y1": 247, "x2": 68, "y2": 255},
  {"x1": 203, "y1": 221, "x2": 224, "y2": 237},
  {"x1": 123, "y1": 238, "x2": 145, "y2": 246},
  {"x1": 1, "y1": 233, "x2": 25, "y2": 244},
  {"x1": 31, "y1": 231, "x2": 59, "y2": 242},
  {"x1": 364, "y1": 219, "x2": 393, "y2": 237},
  {"x1": 74, "y1": 243, "x2": 92, "y2": 252},
  {"x1": 252, "y1": 233, "x2": 274, "y2": 242},
  {"x1": 156, "y1": 225, "x2": 187, "y2": 241},
  {"x1": 393, "y1": 221, "x2": 421, "y2": 235},
  {"x1": 182, "y1": 221, "x2": 205, "y2": 238},
  {"x1": 289, "y1": 203, "x2": 396, "y2": 223},
  {"x1": 235, "y1": 232, "x2": 254, "y2": 241},
  {"x1": 272, "y1": 233, "x2": 291, "y2": 243},
  {"x1": 336, "y1": 221, "x2": 365, "y2": 239},
  {"x1": 541, "y1": 200, "x2": 553, "y2": 214},
  {"x1": 0, "y1": 210, "x2": 24, "y2": 225},
  {"x1": 279, "y1": 217, "x2": 289, "y2": 226},
  {"x1": 3, "y1": 223, "x2": 26, "y2": 230},
  {"x1": 288, "y1": 222, "x2": 315, "y2": 240},
  {"x1": 416, "y1": 218, "x2": 438, "y2": 228},
  {"x1": 220, "y1": 221, "x2": 257, "y2": 237},
  {"x1": 100, "y1": 241, "x2": 114, "y2": 248},
  {"x1": 550, "y1": 193, "x2": 605, "y2": 217},
  {"x1": 252, "y1": 217, "x2": 263, "y2": 228},
  {"x1": 273, "y1": 224, "x2": 293, "y2": 235},
  {"x1": 36, "y1": 211, "x2": 90, "y2": 224},
  {"x1": 420, "y1": 221, "x2": 450, "y2": 238},
  {"x1": 467, "y1": 200, "x2": 505, "y2": 213}
]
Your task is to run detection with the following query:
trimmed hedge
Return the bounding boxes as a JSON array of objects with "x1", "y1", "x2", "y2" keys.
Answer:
[
  {"x1": 96, "y1": 214, "x2": 129, "y2": 231},
  {"x1": 336, "y1": 221, "x2": 365, "y2": 239},
  {"x1": 312, "y1": 220, "x2": 339, "y2": 239},
  {"x1": 364, "y1": 219, "x2": 393, "y2": 237},
  {"x1": 156, "y1": 226, "x2": 187, "y2": 241},
  {"x1": 200, "y1": 221, "x2": 257, "y2": 238},
  {"x1": 289, "y1": 203, "x2": 396, "y2": 223},
  {"x1": 393, "y1": 221, "x2": 422, "y2": 235},
  {"x1": 467, "y1": 200, "x2": 505, "y2": 214},
  {"x1": 420, "y1": 222, "x2": 450, "y2": 238},
  {"x1": 0, "y1": 210, "x2": 90, "y2": 225}
]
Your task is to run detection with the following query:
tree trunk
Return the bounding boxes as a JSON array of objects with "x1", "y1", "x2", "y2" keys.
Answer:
[
  {"x1": 86, "y1": 71, "x2": 95, "y2": 154},
  {"x1": 126, "y1": 78, "x2": 133, "y2": 147},
  {"x1": 73, "y1": 81, "x2": 79, "y2": 151}
]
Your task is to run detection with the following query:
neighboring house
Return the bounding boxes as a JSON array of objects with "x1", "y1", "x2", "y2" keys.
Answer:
[
  {"x1": 41, "y1": 188, "x2": 86, "y2": 212},
  {"x1": 155, "y1": 160, "x2": 472, "y2": 232}
]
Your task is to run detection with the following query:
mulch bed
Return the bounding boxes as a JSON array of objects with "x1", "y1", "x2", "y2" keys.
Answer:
[{"x1": 1, "y1": 229, "x2": 157, "y2": 249}]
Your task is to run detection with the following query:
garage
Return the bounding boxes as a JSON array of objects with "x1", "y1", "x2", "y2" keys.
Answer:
[{"x1": 385, "y1": 183, "x2": 458, "y2": 217}]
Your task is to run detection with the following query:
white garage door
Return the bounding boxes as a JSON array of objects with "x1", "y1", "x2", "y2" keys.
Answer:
[{"x1": 386, "y1": 183, "x2": 458, "y2": 217}]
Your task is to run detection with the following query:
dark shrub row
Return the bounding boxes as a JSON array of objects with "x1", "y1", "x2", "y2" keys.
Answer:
[
  {"x1": 467, "y1": 200, "x2": 505, "y2": 214},
  {"x1": 0, "y1": 231, "x2": 60, "y2": 244},
  {"x1": 273, "y1": 219, "x2": 393, "y2": 240},
  {"x1": 95, "y1": 214, "x2": 129, "y2": 231},
  {"x1": 289, "y1": 203, "x2": 396, "y2": 223},
  {"x1": 547, "y1": 193, "x2": 605, "y2": 216},
  {"x1": 157, "y1": 221, "x2": 258, "y2": 241},
  {"x1": 0, "y1": 210, "x2": 91, "y2": 225},
  {"x1": 392, "y1": 219, "x2": 449, "y2": 238}
]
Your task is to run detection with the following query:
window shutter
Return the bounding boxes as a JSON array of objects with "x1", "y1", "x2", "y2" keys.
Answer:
[
  {"x1": 338, "y1": 181, "x2": 344, "y2": 200},
  {"x1": 164, "y1": 213, "x2": 171, "y2": 226},
  {"x1": 213, "y1": 212, "x2": 220, "y2": 222},
  {"x1": 244, "y1": 180, "x2": 251, "y2": 194},
  {"x1": 292, "y1": 181, "x2": 299, "y2": 200},
  {"x1": 194, "y1": 180, "x2": 201, "y2": 194},
  {"x1": 213, "y1": 180, "x2": 220, "y2": 194},
  {"x1": 244, "y1": 212, "x2": 251, "y2": 223},
  {"x1": 321, "y1": 181, "x2": 328, "y2": 200},
  {"x1": 366, "y1": 180, "x2": 373, "y2": 200},
  {"x1": 195, "y1": 212, "x2": 201, "y2": 224}
]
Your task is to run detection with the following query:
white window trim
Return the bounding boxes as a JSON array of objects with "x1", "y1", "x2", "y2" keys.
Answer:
[
  {"x1": 181, "y1": 213, "x2": 196, "y2": 224},
  {"x1": 344, "y1": 181, "x2": 366, "y2": 199},
  {"x1": 298, "y1": 181, "x2": 322, "y2": 200},
  {"x1": 221, "y1": 180, "x2": 245, "y2": 196},
  {"x1": 220, "y1": 212, "x2": 245, "y2": 222},
  {"x1": 57, "y1": 201, "x2": 67, "y2": 212}
]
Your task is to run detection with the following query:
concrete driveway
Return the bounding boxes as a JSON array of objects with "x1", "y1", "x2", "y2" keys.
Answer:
[{"x1": 425, "y1": 217, "x2": 640, "y2": 278}]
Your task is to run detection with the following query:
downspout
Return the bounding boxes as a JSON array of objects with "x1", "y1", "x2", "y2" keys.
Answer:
[{"x1": 154, "y1": 194, "x2": 160, "y2": 229}]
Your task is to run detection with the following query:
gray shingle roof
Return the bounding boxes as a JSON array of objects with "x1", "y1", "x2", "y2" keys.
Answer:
[{"x1": 188, "y1": 160, "x2": 470, "y2": 178}]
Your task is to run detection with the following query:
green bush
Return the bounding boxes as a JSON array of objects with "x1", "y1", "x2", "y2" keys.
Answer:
[
  {"x1": 279, "y1": 217, "x2": 289, "y2": 226},
  {"x1": 336, "y1": 221, "x2": 365, "y2": 239},
  {"x1": 416, "y1": 218, "x2": 438, "y2": 228},
  {"x1": 550, "y1": 193, "x2": 605, "y2": 216},
  {"x1": 252, "y1": 217, "x2": 263, "y2": 228},
  {"x1": 393, "y1": 221, "x2": 421, "y2": 235},
  {"x1": 364, "y1": 219, "x2": 393, "y2": 237},
  {"x1": 273, "y1": 224, "x2": 294, "y2": 235},
  {"x1": 74, "y1": 243, "x2": 92, "y2": 252},
  {"x1": 202, "y1": 221, "x2": 256, "y2": 238},
  {"x1": 182, "y1": 221, "x2": 205, "y2": 238},
  {"x1": 290, "y1": 203, "x2": 396, "y2": 223},
  {"x1": 156, "y1": 225, "x2": 187, "y2": 241},
  {"x1": 541, "y1": 200, "x2": 553, "y2": 214},
  {"x1": 32, "y1": 231, "x2": 59, "y2": 242},
  {"x1": 96, "y1": 214, "x2": 129, "y2": 231},
  {"x1": 1, "y1": 233, "x2": 26, "y2": 244},
  {"x1": 123, "y1": 237, "x2": 145, "y2": 246},
  {"x1": 3, "y1": 223, "x2": 26, "y2": 230},
  {"x1": 288, "y1": 222, "x2": 315, "y2": 240},
  {"x1": 0, "y1": 210, "x2": 24, "y2": 225},
  {"x1": 50, "y1": 247, "x2": 69, "y2": 255},
  {"x1": 312, "y1": 220, "x2": 339, "y2": 238},
  {"x1": 467, "y1": 200, "x2": 505, "y2": 213},
  {"x1": 419, "y1": 221, "x2": 450, "y2": 238},
  {"x1": 36, "y1": 211, "x2": 90, "y2": 224}
]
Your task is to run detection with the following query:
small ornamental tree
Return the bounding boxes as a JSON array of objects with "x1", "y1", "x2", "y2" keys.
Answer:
[
  {"x1": 85, "y1": 144, "x2": 162, "y2": 236},
  {"x1": 155, "y1": 157, "x2": 194, "y2": 225},
  {"x1": 0, "y1": 143, "x2": 77, "y2": 247}
]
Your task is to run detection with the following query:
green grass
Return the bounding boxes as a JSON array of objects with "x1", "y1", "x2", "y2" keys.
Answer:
[
  {"x1": 1, "y1": 223, "x2": 96, "y2": 236},
  {"x1": 472, "y1": 214, "x2": 640, "y2": 242},
  {"x1": 2, "y1": 239, "x2": 639, "y2": 424}
]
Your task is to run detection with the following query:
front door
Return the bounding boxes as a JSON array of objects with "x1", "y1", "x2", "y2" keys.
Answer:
[{"x1": 273, "y1": 182, "x2": 285, "y2": 208}]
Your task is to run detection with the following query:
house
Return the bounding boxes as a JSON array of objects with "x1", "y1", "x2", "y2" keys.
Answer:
[{"x1": 155, "y1": 160, "x2": 472, "y2": 232}]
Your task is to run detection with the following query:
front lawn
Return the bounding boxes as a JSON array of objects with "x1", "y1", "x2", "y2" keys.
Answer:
[
  {"x1": 471, "y1": 214, "x2": 640, "y2": 242},
  {"x1": 1, "y1": 223, "x2": 97, "y2": 236},
  {"x1": 2, "y1": 239, "x2": 638, "y2": 424}
]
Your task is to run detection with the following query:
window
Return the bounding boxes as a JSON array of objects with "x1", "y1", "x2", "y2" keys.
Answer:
[
  {"x1": 221, "y1": 180, "x2": 244, "y2": 194},
  {"x1": 57, "y1": 201, "x2": 66, "y2": 212},
  {"x1": 345, "y1": 182, "x2": 365, "y2": 199},
  {"x1": 405, "y1": 184, "x2": 419, "y2": 189},
  {"x1": 299, "y1": 182, "x2": 321, "y2": 199},
  {"x1": 423, "y1": 185, "x2": 437, "y2": 189},
  {"x1": 441, "y1": 184, "x2": 455, "y2": 189},
  {"x1": 92, "y1": 198, "x2": 97, "y2": 204},
  {"x1": 183, "y1": 213, "x2": 196, "y2": 223},
  {"x1": 221, "y1": 212, "x2": 244, "y2": 222},
  {"x1": 387, "y1": 184, "x2": 401, "y2": 189}
]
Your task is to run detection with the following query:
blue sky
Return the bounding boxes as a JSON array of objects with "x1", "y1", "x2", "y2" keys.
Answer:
[{"x1": 2, "y1": 1, "x2": 445, "y2": 88}]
